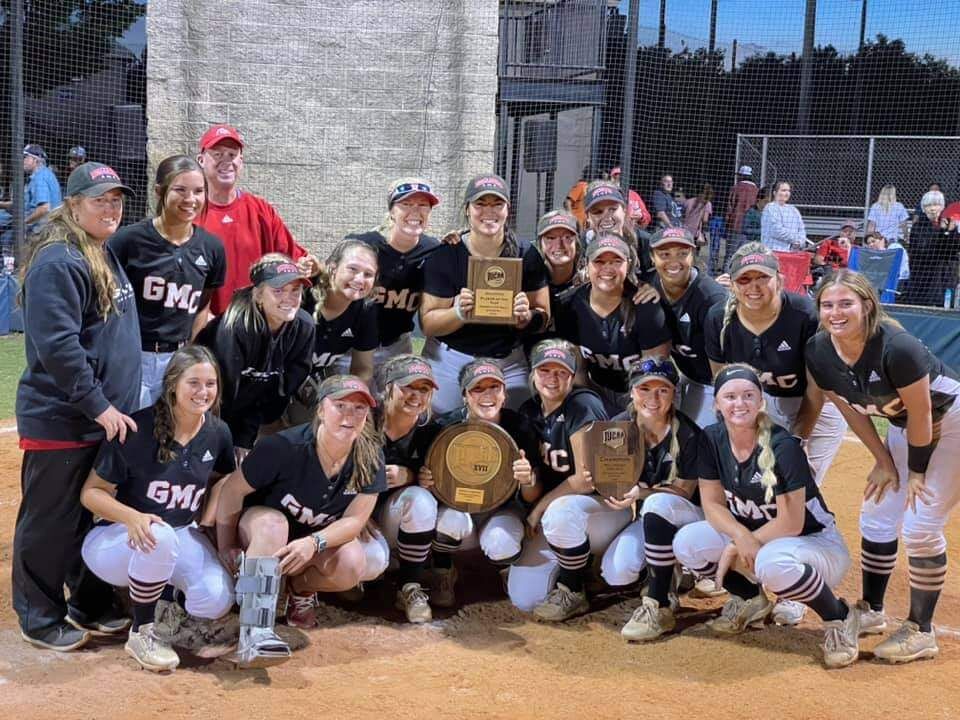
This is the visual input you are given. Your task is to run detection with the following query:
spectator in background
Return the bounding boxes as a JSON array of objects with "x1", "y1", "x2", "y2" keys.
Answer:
[
  {"x1": 67, "y1": 147, "x2": 87, "y2": 173},
  {"x1": 813, "y1": 220, "x2": 854, "y2": 272},
  {"x1": 609, "y1": 166, "x2": 651, "y2": 230},
  {"x1": 866, "y1": 185, "x2": 909, "y2": 244},
  {"x1": 682, "y1": 183, "x2": 714, "y2": 259},
  {"x1": 724, "y1": 165, "x2": 759, "y2": 266},
  {"x1": 651, "y1": 174, "x2": 682, "y2": 230},
  {"x1": 761, "y1": 180, "x2": 807, "y2": 251},
  {"x1": 902, "y1": 190, "x2": 958, "y2": 307},
  {"x1": 865, "y1": 230, "x2": 910, "y2": 291},
  {"x1": 741, "y1": 186, "x2": 770, "y2": 253},
  {"x1": 0, "y1": 145, "x2": 63, "y2": 258},
  {"x1": 912, "y1": 182, "x2": 941, "y2": 225},
  {"x1": 564, "y1": 165, "x2": 591, "y2": 227},
  {"x1": 195, "y1": 124, "x2": 319, "y2": 319}
]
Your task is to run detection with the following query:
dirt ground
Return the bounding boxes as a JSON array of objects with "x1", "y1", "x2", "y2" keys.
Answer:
[{"x1": 0, "y1": 431, "x2": 958, "y2": 720}]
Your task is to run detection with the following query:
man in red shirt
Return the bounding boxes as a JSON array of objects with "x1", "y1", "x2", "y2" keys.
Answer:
[
  {"x1": 196, "y1": 124, "x2": 319, "y2": 316},
  {"x1": 723, "y1": 165, "x2": 759, "y2": 270}
]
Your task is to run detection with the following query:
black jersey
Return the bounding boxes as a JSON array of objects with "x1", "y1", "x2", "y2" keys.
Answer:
[
  {"x1": 109, "y1": 219, "x2": 227, "y2": 346},
  {"x1": 519, "y1": 388, "x2": 608, "y2": 492},
  {"x1": 805, "y1": 323, "x2": 959, "y2": 428},
  {"x1": 349, "y1": 230, "x2": 441, "y2": 346},
  {"x1": 698, "y1": 422, "x2": 833, "y2": 535},
  {"x1": 704, "y1": 291, "x2": 818, "y2": 397},
  {"x1": 612, "y1": 409, "x2": 701, "y2": 497},
  {"x1": 94, "y1": 406, "x2": 235, "y2": 528},
  {"x1": 241, "y1": 423, "x2": 387, "y2": 539},
  {"x1": 382, "y1": 418, "x2": 443, "y2": 472},
  {"x1": 308, "y1": 300, "x2": 378, "y2": 378},
  {"x1": 422, "y1": 238, "x2": 548, "y2": 358},
  {"x1": 434, "y1": 406, "x2": 543, "y2": 477},
  {"x1": 196, "y1": 308, "x2": 314, "y2": 448},
  {"x1": 554, "y1": 284, "x2": 673, "y2": 393},
  {"x1": 655, "y1": 270, "x2": 727, "y2": 384}
]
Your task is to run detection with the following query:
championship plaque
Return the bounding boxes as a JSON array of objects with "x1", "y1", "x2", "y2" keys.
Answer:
[
  {"x1": 570, "y1": 421, "x2": 643, "y2": 500},
  {"x1": 466, "y1": 256, "x2": 522, "y2": 325},
  {"x1": 426, "y1": 420, "x2": 519, "y2": 513}
]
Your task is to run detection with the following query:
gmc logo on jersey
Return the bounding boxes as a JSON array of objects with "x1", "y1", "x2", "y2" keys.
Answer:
[
  {"x1": 724, "y1": 489, "x2": 775, "y2": 521},
  {"x1": 143, "y1": 276, "x2": 201, "y2": 313},
  {"x1": 312, "y1": 351, "x2": 344, "y2": 369},
  {"x1": 146, "y1": 481, "x2": 205, "y2": 511},
  {"x1": 540, "y1": 441, "x2": 570, "y2": 473},
  {"x1": 579, "y1": 346, "x2": 640, "y2": 372},
  {"x1": 372, "y1": 286, "x2": 420, "y2": 312},
  {"x1": 756, "y1": 371, "x2": 798, "y2": 390},
  {"x1": 281, "y1": 493, "x2": 333, "y2": 528},
  {"x1": 840, "y1": 396, "x2": 904, "y2": 418}
]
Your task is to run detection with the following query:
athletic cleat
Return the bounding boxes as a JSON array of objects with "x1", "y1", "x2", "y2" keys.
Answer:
[
  {"x1": 822, "y1": 602, "x2": 861, "y2": 669},
  {"x1": 856, "y1": 600, "x2": 888, "y2": 635},
  {"x1": 431, "y1": 567, "x2": 458, "y2": 609},
  {"x1": 125, "y1": 623, "x2": 180, "y2": 672},
  {"x1": 66, "y1": 610, "x2": 132, "y2": 637},
  {"x1": 688, "y1": 577, "x2": 727, "y2": 599},
  {"x1": 285, "y1": 592, "x2": 318, "y2": 629},
  {"x1": 154, "y1": 600, "x2": 237, "y2": 658},
  {"x1": 622, "y1": 596, "x2": 676, "y2": 642},
  {"x1": 707, "y1": 593, "x2": 772, "y2": 635},
  {"x1": 873, "y1": 621, "x2": 939, "y2": 664},
  {"x1": 772, "y1": 599, "x2": 807, "y2": 626},
  {"x1": 396, "y1": 582, "x2": 433, "y2": 624},
  {"x1": 533, "y1": 583, "x2": 589, "y2": 622},
  {"x1": 21, "y1": 622, "x2": 90, "y2": 652}
]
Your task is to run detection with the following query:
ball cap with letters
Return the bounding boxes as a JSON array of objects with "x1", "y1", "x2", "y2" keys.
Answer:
[
  {"x1": 250, "y1": 258, "x2": 312, "y2": 288},
  {"x1": 629, "y1": 356, "x2": 679, "y2": 388},
  {"x1": 463, "y1": 174, "x2": 510, "y2": 205},
  {"x1": 384, "y1": 357, "x2": 439, "y2": 390},
  {"x1": 537, "y1": 211, "x2": 579, "y2": 237},
  {"x1": 585, "y1": 233, "x2": 630, "y2": 262},
  {"x1": 66, "y1": 162, "x2": 135, "y2": 198},
  {"x1": 729, "y1": 247, "x2": 780, "y2": 280},
  {"x1": 23, "y1": 144, "x2": 47, "y2": 162},
  {"x1": 316, "y1": 375, "x2": 377, "y2": 408},
  {"x1": 388, "y1": 178, "x2": 440, "y2": 208},
  {"x1": 530, "y1": 343, "x2": 578, "y2": 375},
  {"x1": 584, "y1": 182, "x2": 625, "y2": 211},
  {"x1": 199, "y1": 124, "x2": 245, "y2": 152},
  {"x1": 460, "y1": 360, "x2": 506, "y2": 392},
  {"x1": 738, "y1": 165, "x2": 753, "y2": 176},
  {"x1": 650, "y1": 226, "x2": 696, "y2": 249}
]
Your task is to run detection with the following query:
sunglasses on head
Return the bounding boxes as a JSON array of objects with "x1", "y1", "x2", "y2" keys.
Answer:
[
  {"x1": 391, "y1": 182, "x2": 433, "y2": 200},
  {"x1": 632, "y1": 358, "x2": 678, "y2": 384}
]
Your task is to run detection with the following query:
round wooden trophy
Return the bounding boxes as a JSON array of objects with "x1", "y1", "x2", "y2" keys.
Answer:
[{"x1": 425, "y1": 419, "x2": 519, "y2": 513}]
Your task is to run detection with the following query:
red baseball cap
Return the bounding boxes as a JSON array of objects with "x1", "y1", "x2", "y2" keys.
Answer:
[{"x1": 199, "y1": 124, "x2": 245, "y2": 152}]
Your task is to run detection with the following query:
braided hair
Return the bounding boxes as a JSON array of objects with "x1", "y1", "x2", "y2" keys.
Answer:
[{"x1": 153, "y1": 345, "x2": 222, "y2": 463}]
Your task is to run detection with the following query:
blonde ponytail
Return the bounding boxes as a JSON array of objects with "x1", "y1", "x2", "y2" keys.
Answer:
[
  {"x1": 755, "y1": 411, "x2": 778, "y2": 503},
  {"x1": 666, "y1": 415, "x2": 681, "y2": 485},
  {"x1": 719, "y1": 292, "x2": 738, "y2": 353}
]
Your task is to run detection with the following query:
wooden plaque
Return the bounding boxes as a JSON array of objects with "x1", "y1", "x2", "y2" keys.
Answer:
[
  {"x1": 425, "y1": 420, "x2": 520, "y2": 513},
  {"x1": 466, "y1": 256, "x2": 522, "y2": 325},
  {"x1": 569, "y1": 421, "x2": 643, "y2": 500}
]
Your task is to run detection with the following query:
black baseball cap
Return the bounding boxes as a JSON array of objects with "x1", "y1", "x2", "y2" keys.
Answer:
[
  {"x1": 460, "y1": 360, "x2": 505, "y2": 392},
  {"x1": 250, "y1": 258, "x2": 312, "y2": 288},
  {"x1": 629, "y1": 356, "x2": 679, "y2": 388},
  {"x1": 729, "y1": 247, "x2": 780, "y2": 280},
  {"x1": 584, "y1": 183, "x2": 625, "y2": 212},
  {"x1": 316, "y1": 375, "x2": 377, "y2": 408},
  {"x1": 23, "y1": 144, "x2": 47, "y2": 162},
  {"x1": 530, "y1": 342, "x2": 578, "y2": 375},
  {"x1": 463, "y1": 174, "x2": 509, "y2": 205},
  {"x1": 537, "y1": 211, "x2": 579, "y2": 237},
  {"x1": 68, "y1": 146, "x2": 87, "y2": 160},
  {"x1": 65, "y1": 162, "x2": 134, "y2": 198},
  {"x1": 650, "y1": 226, "x2": 696, "y2": 249},
  {"x1": 388, "y1": 178, "x2": 440, "y2": 208},
  {"x1": 585, "y1": 233, "x2": 630, "y2": 262},
  {"x1": 384, "y1": 357, "x2": 438, "y2": 389}
]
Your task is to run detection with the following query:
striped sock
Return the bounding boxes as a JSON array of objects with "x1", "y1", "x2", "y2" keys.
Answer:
[
  {"x1": 777, "y1": 563, "x2": 845, "y2": 621},
  {"x1": 129, "y1": 576, "x2": 167, "y2": 631},
  {"x1": 861, "y1": 538, "x2": 897, "y2": 611},
  {"x1": 397, "y1": 528, "x2": 434, "y2": 585},
  {"x1": 549, "y1": 540, "x2": 591, "y2": 592},
  {"x1": 721, "y1": 571, "x2": 761, "y2": 600},
  {"x1": 907, "y1": 553, "x2": 947, "y2": 633},
  {"x1": 432, "y1": 533, "x2": 460, "y2": 570},
  {"x1": 643, "y1": 513, "x2": 680, "y2": 607}
]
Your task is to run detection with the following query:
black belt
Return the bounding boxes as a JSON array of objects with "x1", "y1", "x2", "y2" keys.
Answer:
[{"x1": 142, "y1": 340, "x2": 184, "y2": 353}]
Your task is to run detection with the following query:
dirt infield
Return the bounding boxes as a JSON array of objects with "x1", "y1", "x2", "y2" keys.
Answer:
[{"x1": 0, "y1": 430, "x2": 958, "y2": 720}]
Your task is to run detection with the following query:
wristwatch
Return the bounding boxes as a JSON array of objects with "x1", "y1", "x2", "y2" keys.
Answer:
[{"x1": 311, "y1": 532, "x2": 328, "y2": 555}]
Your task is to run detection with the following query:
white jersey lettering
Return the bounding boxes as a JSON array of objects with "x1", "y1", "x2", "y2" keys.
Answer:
[{"x1": 281, "y1": 493, "x2": 333, "y2": 528}]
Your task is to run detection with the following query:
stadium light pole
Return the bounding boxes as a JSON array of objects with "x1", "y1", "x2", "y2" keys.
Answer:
[
  {"x1": 859, "y1": 0, "x2": 867, "y2": 51},
  {"x1": 708, "y1": 0, "x2": 718, "y2": 54},
  {"x1": 658, "y1": 0, "x2": 666, "y2": 49},
  {"x1": 620, "y1": 0, "x2": 640, "y2": 196},
  {"x1": 796, "y1": 0, "x2": 816, "y2": 134}
]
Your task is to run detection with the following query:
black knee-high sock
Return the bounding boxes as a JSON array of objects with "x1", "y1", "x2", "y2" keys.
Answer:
[
  {"x1": 550, "y1": 540, "x2": 591, "y2": 592},
  {"x1": 129, "y1": 576, "x2": 167, "y2": 632},
  {"x1": 398, "y1": 529, "x2": 435, "y2": 585},
  {"x1": 643, "y1": 513, "x2": 679, "y2": 607},
  {"x1": 907, "y1": 553, "x2": 947, "y2": 633},
  {"x1": 778, "y1": 563, "x2": 846, "y2": 621},
  {"x1": 432, "y1": 533, "x2": 459, "y2": 570},
  {"x1": 861, "y1": 538, "x2": 898, "y2": 611},
  {"x1": 722, "y1": 571, "x2": 761, "y2": 600}
]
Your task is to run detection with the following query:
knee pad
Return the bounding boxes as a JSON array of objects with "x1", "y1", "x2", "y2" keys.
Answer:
[
  {"x1": 436, "y1": 507, "x2": 473, "y2": 541},
  {"x1": 399, "y1": 486, "x2": 439, "y2": 533}
]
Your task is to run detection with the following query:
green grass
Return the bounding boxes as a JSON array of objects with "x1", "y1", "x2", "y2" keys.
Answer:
[
  {"x1": 0, "y1": 333, "x2": 24, "y2": 419},
  {"x1": 871, "y1": 416, "x2": 889, "y2": 439}
]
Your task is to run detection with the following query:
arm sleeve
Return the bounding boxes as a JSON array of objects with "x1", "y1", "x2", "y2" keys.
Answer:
[
  {"x1": 884, "y1": 332, "x2": 932, "y2": 389},
  {"x1": 23, "y1": 259, "x2": 111, "y2": 420},
  {"x1": 93, "y1": 438, "x2": 127, "y2": 487},
  {"x1": 521, "y1": 243, "x2": 548, "y2": 291},
  {"x1": 239, "y1": 435, "x2": 286, "y2": 490},
  {"x1": 772, "y1": 435, "x2": 813, "y2": 495}
]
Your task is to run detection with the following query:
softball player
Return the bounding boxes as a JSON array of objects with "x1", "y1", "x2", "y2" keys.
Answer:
[
  {"x1": 79, "y1": 346, "x2": 236, "y2": 671},
  {"x1": 647, "y1": 227, "x2": 727, "y2": 427},
  {"x1": 507, "y1": 339, "x2": 608, "y2": 613},
  {"x1": 349, "y1": 178, "x2": 441, "y2": 374},
  {"x1": 806, "y1": 269, "x2": 960, "y2": 663},
  {"x1": 600, "y1": 357, "x2": 705, "y2": 640},
  {"x1": 553, "y1": 233, "x2": 672, "y2": 413},
  {"x1": 582, "y1": 181, "x2": 653, "y2": 276},
  {"x1": 109, "y1": 155, "x2": 226, "y2": 407},
  {"x1": 215, "y1": 376, "x2": 387, "y2": 663},
  {"x1": 418, "y1": 360, "x2": 542, "y2": 608},
  {"x1": 196, "y1": 254, "x2": 314, "y2": 459},
  {"x1": 374, "y1": 355, "x2": 443, "y2": 623},
  {"x1": 704, "y1": 242, "x2": 847, "y2": 623},
  {"x1": 535, "y1": 210, "x2": 581, "y2": 300},
  {"x1": 420, "y1": 174, "x2": 550, "y2": 413},
  {"x1": 672, "y1": 365, "x2": 859, "y2": 669}
]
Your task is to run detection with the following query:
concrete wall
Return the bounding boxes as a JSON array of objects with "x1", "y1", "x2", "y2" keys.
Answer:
[{"x1": 146, "y1": 0, "x2": 499, "y2": 255}]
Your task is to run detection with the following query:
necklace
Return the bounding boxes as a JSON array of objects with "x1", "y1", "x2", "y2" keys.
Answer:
[
  {"x1": 153, "y1": 216, "x2": 192, "y2": 246},
  {"x1": 316, "y1": 433, "x2": 350, "y2": 475}
]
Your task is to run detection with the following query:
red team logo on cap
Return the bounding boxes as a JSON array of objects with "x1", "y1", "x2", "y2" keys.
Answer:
[
  {"x1": 593, "y1": 186, "x2": 616, "y2": 197},
  {"x1": 474, "y1": 364, "x2": 499, "y2": 376},
  {"x1": 543, "y1": 348, "x2": 567, "y2": 360},
  {"x1": 90, "y1": 166, "x2": 119, "y2": 180},
  {"x1": 475, "y1": 176, "x2": 505, "y2": 189},
  {"x1": 274, "y1": 263, "x2": 299, "y2": 274},
  {"x1": 740, "y1": 253, "x2": 770, "y2": 265},
  {"x1": 408, "y1": 362, "x2": 431, "y2": 375},
  {"x1": 344, "y1": 380, "x2": 364, "y2": 391},
  {"x1": 662, "y1": 228, "x2": 685, "y2": 239}
]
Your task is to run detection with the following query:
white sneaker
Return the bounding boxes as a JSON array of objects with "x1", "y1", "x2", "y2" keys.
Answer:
[
  {"x1": 396, "y1": 583, "x2": 432, "y2": 624},
  {"x1": 856, "y1": 600, "x2": 888, "y2": 635},
  {"x1": 822, "y1": 603, "x2": 861, "y2": 669},
  {"x1": 533, "y1": 583, "x2": 589, "y2": 622},
  {"x1": 707, "y1": 593, "x2": 772, "y2": 635},
  {"x1": 689, "y1": 578, "x2": 727, "y2": 599},
  {"x1": 125, "y1": 623, "x2": 180, "y2": 672},
  {"x1": 772, "y1": 599, "x2": 807, "y2": 626},
  {"x1": 621, "y1": 596, "x2": 676, "y2": 642},
  {"x1": 873, "y1": 621, "x2": 939, "y2": 664}
]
